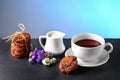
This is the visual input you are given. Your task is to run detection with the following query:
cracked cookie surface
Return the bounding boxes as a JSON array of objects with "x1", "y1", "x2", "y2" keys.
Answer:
[{"x1": 59, "y1": 56, "x2": 78, "y2": 74}]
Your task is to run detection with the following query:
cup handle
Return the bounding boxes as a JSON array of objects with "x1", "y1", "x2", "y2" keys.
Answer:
[
  {"x1": 104, "y1": 42, "x2": 113, "y2": 54},
  {"x1": 39, "y1": 36, "x2": 46, "y2": 49}
]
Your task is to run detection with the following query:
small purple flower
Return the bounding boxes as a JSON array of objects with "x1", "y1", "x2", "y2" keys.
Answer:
[
  {"x1": 29, "y1": 52, "x2": 36, "y2": 63},
  {"x1": 44, "y1": 52, "x2": 53, "y2": 58},
  {"x1": 36, "y1": 50, "x2": 45, "y2": 63},
  {"x1": 28, "y1": 58, "x2": 35, "y2": 63},
  {"x1": 28, "y1": 48, "x2": 54, "y2": 64}
]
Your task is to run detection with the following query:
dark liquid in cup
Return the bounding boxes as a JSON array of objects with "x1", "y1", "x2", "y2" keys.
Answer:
[{"x1": 75, "y1": 39, "x2": 101, "y2": 47}]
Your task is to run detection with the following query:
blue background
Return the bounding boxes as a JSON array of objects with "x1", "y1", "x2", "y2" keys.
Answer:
[{"x1": 0, "y1": 0, "x2": 120, "y2": 38}]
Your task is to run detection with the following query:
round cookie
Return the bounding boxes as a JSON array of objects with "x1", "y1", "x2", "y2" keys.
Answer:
[
  {"x1": 13, "y1": 40, "x2": 31, "y2": 47},
  {"x1": 59, "y1": 56, "x2": 78, "y2": 74},
  {"x1": 11, "y1": 49, "x2": 28, "y2": 58},
  {"x1": 12, "y1": 32, "x2": 31, "y2": 41},
  {"x1": 11, "y1": 43, "x2": 31, "y2": 51}
]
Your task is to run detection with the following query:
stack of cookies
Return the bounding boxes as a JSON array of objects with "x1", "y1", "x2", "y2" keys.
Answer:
[{"x1": 11, "y1": 32, "x2": 32, "y2": 58}]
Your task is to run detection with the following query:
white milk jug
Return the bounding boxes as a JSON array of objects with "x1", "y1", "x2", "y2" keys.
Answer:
[{"x1": 39, "y1": 31, "x2": 65, "y2": 55}]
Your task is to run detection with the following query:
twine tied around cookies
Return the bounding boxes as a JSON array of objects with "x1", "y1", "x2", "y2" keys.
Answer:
[
  {"x1": 2, "y1": 23, "x2": 32, "y2": 58},
  {"x1": 2, "y1": 23, "x2": 26, "y2": 42}
]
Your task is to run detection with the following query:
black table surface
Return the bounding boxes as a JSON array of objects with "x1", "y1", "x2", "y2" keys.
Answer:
[{"x1": 0, "y1": 38, "x2": 120, "y2": 80}]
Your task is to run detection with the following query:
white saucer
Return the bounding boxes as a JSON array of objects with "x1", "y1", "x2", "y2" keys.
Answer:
[{"x1": 65, "y1": 48, "x2": 110, "y2": 67}]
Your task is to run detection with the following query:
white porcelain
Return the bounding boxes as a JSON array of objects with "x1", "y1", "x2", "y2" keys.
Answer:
[
  {"x1": 65, "y1": 48, "x2": 109, "y2": 67},
  {"x1": 71, "y1": 33, "x2": 113, "y2": 61},
  {"x1": 39, "y1": 31, "x2": 65, "y2": 55}
]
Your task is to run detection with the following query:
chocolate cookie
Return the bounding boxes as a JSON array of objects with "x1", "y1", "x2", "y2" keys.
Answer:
[
  {"x1": 59, "y1": 56, "x2": 78, "y2": 74},
  {"x1": 11, "y1": 51, "x2": 26, "y2": 58}
]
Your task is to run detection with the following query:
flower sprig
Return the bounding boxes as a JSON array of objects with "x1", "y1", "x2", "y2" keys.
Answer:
[{"x1": 28, "y1": 48, "x2": 56, "y2": 66}]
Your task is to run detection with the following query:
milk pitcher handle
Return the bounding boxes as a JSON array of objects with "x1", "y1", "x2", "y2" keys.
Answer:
[{"x1": 39, "y1": 36, "x2": 46, "y2": 49}]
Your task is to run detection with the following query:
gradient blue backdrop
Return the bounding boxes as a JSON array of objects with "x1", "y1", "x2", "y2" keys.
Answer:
[{"x1": 0, "y1": 0, "x2": 120, "y2": 38}]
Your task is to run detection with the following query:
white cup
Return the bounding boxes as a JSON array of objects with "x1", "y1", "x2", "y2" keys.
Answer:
[{"x1": 71, "y1": 33, "x2": 113, "y2": 61}]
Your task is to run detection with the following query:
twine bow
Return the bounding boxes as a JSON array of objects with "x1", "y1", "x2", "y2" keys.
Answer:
[
  {"x1": 19, "y1": 23, "x2": 25, "y2": 32},
  {"x1": 2, "y1": 23, "x2": 26, "y2": 42}
]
